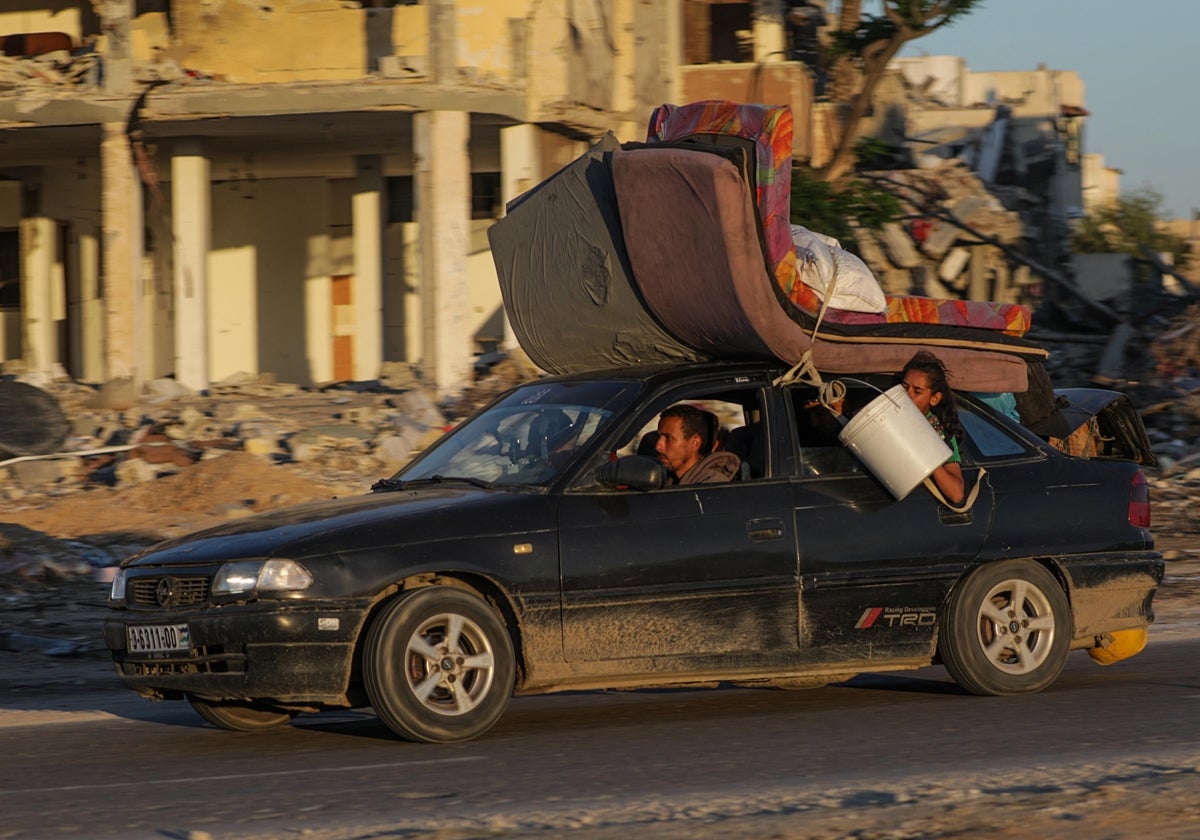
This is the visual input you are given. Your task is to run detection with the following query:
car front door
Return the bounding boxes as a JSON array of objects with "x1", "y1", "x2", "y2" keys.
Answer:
[{"x1": 556, "y1": 384, "x2": 800, "y2": 664}]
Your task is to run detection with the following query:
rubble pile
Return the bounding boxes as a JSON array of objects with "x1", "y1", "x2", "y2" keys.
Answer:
[
  {"x1": 855, "y1": 161, "x2": 1031, "y2": 302},
  {"x1": 1149, "y1": 304, "x2": 1200, "y2": 381},
  {"x1": 0, "y1": 49, "x2": 99, "y2": 89},
  {"x1": 0, "y1": 358, "x2": 534, "y2": 579}
]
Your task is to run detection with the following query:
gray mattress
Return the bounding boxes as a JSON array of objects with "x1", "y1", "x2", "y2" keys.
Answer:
[{"x1": 487, "y1": 132, "x2": 708, "y2": 375}]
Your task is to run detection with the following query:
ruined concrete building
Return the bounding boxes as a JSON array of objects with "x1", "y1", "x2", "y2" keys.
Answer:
[
  {"x1": 0, "y1": 1, "x2": 838, "y2": 395},
  {"x1": 0, "y1": 1, "x2": 1107, "y2": 396},
  {"x1": 861, "y1": 57, "x2": 1092, "y2": 310}
]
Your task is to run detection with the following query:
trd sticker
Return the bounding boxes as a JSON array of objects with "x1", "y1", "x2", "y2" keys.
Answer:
[{"x1": 855, "y1": 607, "x2": 937, "y2": 629}]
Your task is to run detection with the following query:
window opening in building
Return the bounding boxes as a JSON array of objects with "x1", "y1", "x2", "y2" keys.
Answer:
[
  {"x1": 471, "y1": 172, "x2": 502, "y2": 220},
  {"x1": 0, "y1": 230, "x2": 19, "y2": 308},
  {"x1": 387, "y1": 176, "x2": 413, "y2": 223}
]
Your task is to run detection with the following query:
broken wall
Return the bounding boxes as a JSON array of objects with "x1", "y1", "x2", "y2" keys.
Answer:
[
  {"x1": 895, "y1": 55, "x2": 966, "y2": 106},
  {"x1": 208, "y1": 178, "x2": 328, "y2": 385},
  {"x1": 523, "y1": 2, "x2": 580, "y2": 118},
  {"x1": 128, "y1": 10, "x2": 169, "y2": 63},
  {"x1": 1159, "y1": 218, "x2": 1200, "y2": 287},
  {"x1": 0, "y1": 5, "x2": 88, "y2": 47},
  {"x1": 1083, "y1": 152, "x2": 1122, "y2": 214},
  {"x1": 964, "y1": 67, "x2": 1085, "y2": 116},
  {"x1": 172, "y1": 0, "x2": 428, "y2": 83}
]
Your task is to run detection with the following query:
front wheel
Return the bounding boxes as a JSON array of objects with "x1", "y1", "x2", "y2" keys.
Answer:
[
  {"x1": 363, "y1": 586, "x2": 516, "y2": 743},
  {"x1": 939, "y1": 560, "x2": 1071, "y2": 696},
  {"x1": 187, "y1": 695, "x2": 297, "y2": 731}
]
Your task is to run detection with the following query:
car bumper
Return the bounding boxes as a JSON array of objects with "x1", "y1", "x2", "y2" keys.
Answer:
[
  {"x1": 102, "y1": 598, "x2": 372, "y2": 705},
  {"x1": 1054, "y1": 551, "x2": 1164, "y2": 642}
]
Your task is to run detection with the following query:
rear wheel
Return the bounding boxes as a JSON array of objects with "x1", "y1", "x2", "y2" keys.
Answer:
[
  {"x1": 940, "y1": 560, "x2": 1070, "y2": 696},
  {"x1": 187, "y1": 695, "x2": 297, "y2": 731},
  {"x1": 363, "y1": 586, "x2": 515, "y2": 743}
]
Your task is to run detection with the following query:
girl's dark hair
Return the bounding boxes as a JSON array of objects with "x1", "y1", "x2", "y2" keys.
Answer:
[{"x1": 900, "y1": 351, "x2": 964, "y2": 445}]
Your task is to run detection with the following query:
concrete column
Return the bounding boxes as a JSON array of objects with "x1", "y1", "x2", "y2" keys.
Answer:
[
  {"x1": 415, "y1": 111, "x2": 471, "y2": 397},
  {"x1": 78, "y1": 224, "x2": 104, "y2": 383},
  {"x1": 352, "y1": 154, "x2": 385, "y2": 381},
  {"x1": 500, "y1": 124, "x2": 539, "y2": 206},
  {"x1": 992, "y1": 260, "x2": 1013, "y2": 305},
  {"x1": 99, "y1": 0, "x2": 135, "y2": 96},
  {"x1": 666, "y1": 0, "x2": 683, "y2": 104},
  {"x1": 305, "y1": 258, "x2": 332, "y2": 386},
  {"x1": 499, "y1": 124, "x2": 539, "y2": 353},
  {"x1": 171, "y1": 139, "x2": 211, "y2": 391},
  {"x1": 753, "y1": 0, "x2": 787, "y2": 63},
  {"x1": 429, "y1": 0, "x2": 456, "y2": 84},
  {"x1": 18, "y1": 215, "x2": 56, "y2": 375},
  {"x1": 968, "y1": 245, "x2": 990, "y2": 301},
  {"x1": 101, "y1": 120, "x2": 144, "y2": 385}
]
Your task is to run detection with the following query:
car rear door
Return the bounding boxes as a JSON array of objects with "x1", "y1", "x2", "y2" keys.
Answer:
[{"x1": 785, "y1": 384, "x2": 997, "y2": 661}]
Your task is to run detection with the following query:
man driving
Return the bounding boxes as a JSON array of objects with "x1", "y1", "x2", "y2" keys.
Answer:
[{"x1": 655, "y1": 404, "x2": 741, "y2": 485}]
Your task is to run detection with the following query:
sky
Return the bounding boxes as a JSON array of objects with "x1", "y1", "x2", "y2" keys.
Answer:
[{"x1": 898, "y1": 0, "x2": 1196, "y2": 219}]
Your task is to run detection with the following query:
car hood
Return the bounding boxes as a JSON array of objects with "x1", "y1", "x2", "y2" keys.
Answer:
[{"x1": 122, "y1": 484, "x2": 551, "y2": 568}]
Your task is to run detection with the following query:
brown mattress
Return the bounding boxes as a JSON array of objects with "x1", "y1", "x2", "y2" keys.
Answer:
[{"x1": 610, "y1": 147, "x2": 1038, "y2": 392}]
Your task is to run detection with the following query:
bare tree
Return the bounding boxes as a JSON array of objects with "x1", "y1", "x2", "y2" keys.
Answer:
[
  {"x1": 818, "y1": 0, "x2": 978, "y2": 183},
  {"x1": 827, "y1": 0, "x2": 863, "y2": 101}
]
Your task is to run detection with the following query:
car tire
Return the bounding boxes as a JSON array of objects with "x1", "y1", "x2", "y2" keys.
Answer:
[
  {"x1": 363, "y1": 586, "x2": 516, "y2": 743},
  {"x1": 187, "y1": 695, "x2": 297, "y2": 731},
  {"x1": 939, "y1": 560, "x2": 1071, "y2": 696}
]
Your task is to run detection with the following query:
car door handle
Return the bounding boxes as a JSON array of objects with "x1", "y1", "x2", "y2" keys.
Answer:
[
  {"x1": 747, "y1": 518, "x2": 784, "y2": 541},
  {"x1": 939, "y1": 509, "x2": 972, "y2": 525}
]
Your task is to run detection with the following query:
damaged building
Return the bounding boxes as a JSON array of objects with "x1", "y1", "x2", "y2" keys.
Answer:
[
  {"x1": 839, "y1": 54, "x2": 1191, "y2": 385},
  {"x1": 862, "y1": 57, "x2": 1091, "y2": 312},
  {"x1": 0, "y1": 1, "x2": 1141, "y2": 396},
  {"x1": 0, "y1": 0, "x2": 840, "y2": 396}
]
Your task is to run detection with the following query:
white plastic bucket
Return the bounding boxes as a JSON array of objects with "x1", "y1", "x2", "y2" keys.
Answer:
[{"x1": 838, "y1": 384, "x2": 952, "y2": 499}]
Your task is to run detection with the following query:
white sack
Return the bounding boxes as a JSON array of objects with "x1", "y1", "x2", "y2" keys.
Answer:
[{"x1": 790, "y1": 224, "x2": 887, "y2": 314}]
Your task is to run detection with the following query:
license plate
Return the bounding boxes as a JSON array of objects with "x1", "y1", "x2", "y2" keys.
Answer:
[{"x1": 127, "y1": 623, "x2": 191, "y2": 654}]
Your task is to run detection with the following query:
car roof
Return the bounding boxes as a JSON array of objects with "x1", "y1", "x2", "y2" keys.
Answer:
[
  {"x1": 523, "y1": 361, "x2": 925, "y2": 400},
  {"x1": 529, "y1": 360, "x2": 790, "y2": 389}
]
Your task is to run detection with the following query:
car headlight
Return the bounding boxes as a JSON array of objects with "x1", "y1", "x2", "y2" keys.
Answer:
[
  {"x1": 212, "y1": 559, "x2": 313, "y2": 595},
  {"x1": 109, "y1": 567, "x2": 128, "y2": 605}
]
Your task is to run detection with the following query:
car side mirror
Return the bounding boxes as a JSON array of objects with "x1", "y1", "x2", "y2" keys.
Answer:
[{"x1": 595, "y1": 455, "x2": 667, "y2": 491}]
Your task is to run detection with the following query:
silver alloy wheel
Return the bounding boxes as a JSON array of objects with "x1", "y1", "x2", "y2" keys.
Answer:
[
  {"x1": 974, "y1": 577, "x2": 1058, "y2": 675},
  {"x1": 404, "y1": 611, "x2": 497, "y2": 716}
]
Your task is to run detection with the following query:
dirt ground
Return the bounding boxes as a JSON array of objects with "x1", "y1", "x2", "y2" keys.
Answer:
[{"x1": 0, "y1": 449, "x2": 352, "y2": 543}]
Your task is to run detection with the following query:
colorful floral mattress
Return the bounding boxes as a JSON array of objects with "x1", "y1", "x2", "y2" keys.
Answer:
[
  {"x1": 647, "y1": 100, "x2": 1032, "y2": 339},
  {"x1": 783, "y1": 281, "x2": 1033, "y2": 336}
]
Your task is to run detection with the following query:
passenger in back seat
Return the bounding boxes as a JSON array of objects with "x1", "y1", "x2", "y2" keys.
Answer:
[{"x1": 899, "y1": 351, "x2": 965, "y2": 504}]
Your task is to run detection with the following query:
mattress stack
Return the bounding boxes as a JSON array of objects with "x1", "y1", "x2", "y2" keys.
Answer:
[{"x1": 488, "y1": 101, "x2": 1048, "y2": 394}]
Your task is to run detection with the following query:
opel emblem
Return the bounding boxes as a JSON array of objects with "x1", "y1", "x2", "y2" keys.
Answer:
[{"x1": 156, "y1": 577, "x2": 177, "y2": 608}]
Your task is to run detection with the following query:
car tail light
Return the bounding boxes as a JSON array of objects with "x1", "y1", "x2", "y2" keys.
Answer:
[{"x1": 1128, "y1": 470, "x2": 1151, "y2": 527}]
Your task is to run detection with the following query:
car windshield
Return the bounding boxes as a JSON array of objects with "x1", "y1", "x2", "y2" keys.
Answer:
[{"x1": 392, "y1": 380, "x2": 640, "y2": 488}]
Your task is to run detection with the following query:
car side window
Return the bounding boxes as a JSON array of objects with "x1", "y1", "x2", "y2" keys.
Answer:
[
  {"x1": 958, "y1": 403, "x2": 1035, "y2": 461},
  {"x1": 573, "y1": 384, "x2": 770, "y2": 490},
  {"x1": 788, "y1": 385, "x2": 870, "y2": 477}
]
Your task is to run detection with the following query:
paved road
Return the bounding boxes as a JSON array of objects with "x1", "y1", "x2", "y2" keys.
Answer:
[{"x1": 2, "y1": 634, "x2": 1198, "y2": 839}]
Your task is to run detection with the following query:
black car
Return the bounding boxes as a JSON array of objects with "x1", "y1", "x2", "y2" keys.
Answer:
[{"x1": 103, "y1": 362, "x2": 1162, "y2": 742}]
